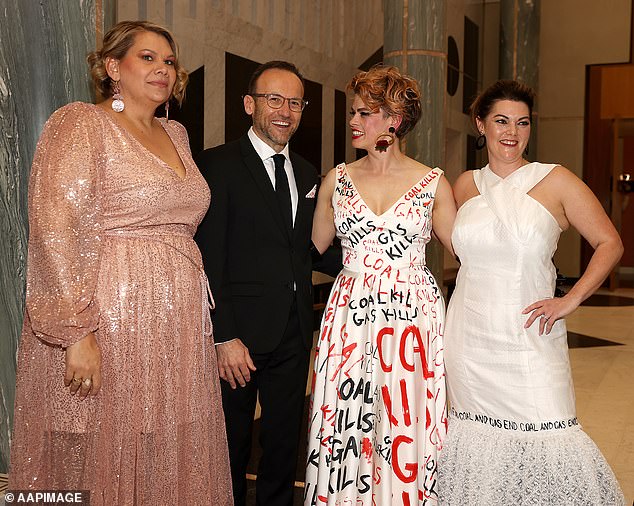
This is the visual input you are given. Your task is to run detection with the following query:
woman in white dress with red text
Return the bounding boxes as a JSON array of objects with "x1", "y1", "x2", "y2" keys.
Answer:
[{"x1": 305, "y1": 65, "x2": 456, "y2": 506}]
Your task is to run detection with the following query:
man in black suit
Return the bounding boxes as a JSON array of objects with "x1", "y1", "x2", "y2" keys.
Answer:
[{"x1": 195, "y1": 61, "x2": 318, "y2": 506}]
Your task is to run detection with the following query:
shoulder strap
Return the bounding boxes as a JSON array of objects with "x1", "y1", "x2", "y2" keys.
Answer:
[
  {"x1": 511, "y1": 162, "x2": 559, "y2": 193},
  {"x1": 419, "y1": 167, "x2": 444, "y2": 195}
]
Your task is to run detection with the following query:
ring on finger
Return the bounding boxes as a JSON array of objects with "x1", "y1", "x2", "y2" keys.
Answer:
[
  {"x1": 82, "y1": 378, "x2": 92, "y2": 388},
  {"x1": 71, "y1": 377, "x2": 82, "y2": 385}
]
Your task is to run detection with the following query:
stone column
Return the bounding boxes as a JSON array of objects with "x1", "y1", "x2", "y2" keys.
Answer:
[
  {"x1": 0, "y1": 0, "x2": 100, "y2": 473},
  {"x1": 499, "y1": 0, "x2": 540, "y2": 159},
  {"x1": 383, "y1": 0, "x2": 446, "y2": 285}
]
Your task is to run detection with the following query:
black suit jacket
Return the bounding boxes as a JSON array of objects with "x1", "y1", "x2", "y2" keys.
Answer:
[{"x1": 195, "y1": 135, "x2": 318, "y2": 354}]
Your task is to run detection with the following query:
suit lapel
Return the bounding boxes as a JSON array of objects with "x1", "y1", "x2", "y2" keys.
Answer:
[
  {"x1": 240, "y1": 136, "x2": 290, "y2": 239},
  {"x1": 290, "y1": 152, "x2": 316, "y2": 240}
]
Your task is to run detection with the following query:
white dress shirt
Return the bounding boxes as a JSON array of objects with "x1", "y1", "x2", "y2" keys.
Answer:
[{"x1": 248, "y1": 127, "x2": 299, "y2": 224}]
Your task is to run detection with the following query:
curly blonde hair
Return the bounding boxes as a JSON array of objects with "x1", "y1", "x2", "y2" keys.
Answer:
[
  {"x1": 87, "y1": 20, "x2": 188, "y2": 105},
  {"x1": 347, "y1": 65, "x2": 422, "y2": 138}
]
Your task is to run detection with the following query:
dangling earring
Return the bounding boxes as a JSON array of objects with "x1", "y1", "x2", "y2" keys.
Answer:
[
  {"x1": 164, "y1": 99, "x2": 170, "y2": 122},
  {"x1": 375, "y1": 127, "x2": 396, "y2": 152},
  {"x1": 476, "y1": 132, "x2": 486, "y2": 150},
  {"x1": 111, "y1": 80, "x2": 124, "y2": 113}
]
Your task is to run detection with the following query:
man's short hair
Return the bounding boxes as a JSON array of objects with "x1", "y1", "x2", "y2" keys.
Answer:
[{"x1": 247, "y1": 60, "x2": 305, "y2": 95}]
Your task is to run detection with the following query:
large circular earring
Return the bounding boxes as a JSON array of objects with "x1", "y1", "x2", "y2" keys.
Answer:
[
  {"x1": 111, "y1": 80, "x2": 125, "y2": 113},
  {"x1": 375, "y1": 126, "x2": 396, "y2": 152},
  {"x1": 475, "y1": 133, "x2": 486, "y2": 150}
]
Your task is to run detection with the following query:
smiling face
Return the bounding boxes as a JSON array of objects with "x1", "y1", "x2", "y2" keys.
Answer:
[
  {"x1": 106, "y1": 31, "x2": 177, "y2": 108},
  {"x1": 349, "y1": 94, "x2": 397, "y2": 150},
  {"x1": 243, "y1": 68, "x2": 304, "y2": 152},
  {"x1": 476, "y1": 99, "x2": 531, "y2": 166}
]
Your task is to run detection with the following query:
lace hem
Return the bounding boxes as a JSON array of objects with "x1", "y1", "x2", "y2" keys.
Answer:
[{"x1": 438, "y1": 417, "x2": 625, "y2": 505}]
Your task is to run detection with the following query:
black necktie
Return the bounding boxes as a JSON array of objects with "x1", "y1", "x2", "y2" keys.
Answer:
[{"x1": 273, "y1": 153, "x2": 292, "y2": 231}]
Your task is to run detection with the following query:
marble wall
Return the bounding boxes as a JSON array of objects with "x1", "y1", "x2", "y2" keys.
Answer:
[
  {"x1": 383, "y1": 0, "x2": 448, "y2": 283},
  {"x1": 117, "y1": 0, "x2": 384, "y2": 173},
  {"x1": 0, "y1": 0, "x2": 97, "y2": 473}
]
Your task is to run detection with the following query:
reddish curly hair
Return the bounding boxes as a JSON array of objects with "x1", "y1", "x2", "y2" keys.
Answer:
[{"x1": 347, "y1": 65, "x2": 422, "y2": 138}]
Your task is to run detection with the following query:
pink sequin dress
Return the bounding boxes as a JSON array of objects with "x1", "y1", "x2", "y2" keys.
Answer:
[{"x1": 9, "y1": 102, "x2": 233, "y2": 505}]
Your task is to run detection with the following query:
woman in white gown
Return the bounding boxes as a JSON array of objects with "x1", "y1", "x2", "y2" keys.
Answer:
[{"x1": 439, "y1": 80, "x2": 625, "y2": 505}]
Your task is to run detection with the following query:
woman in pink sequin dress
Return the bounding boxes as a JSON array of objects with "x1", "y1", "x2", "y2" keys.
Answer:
[
  {"x1": 9, "y1": 21, "x2": 232, "y2": 505},
  {"x1": 304, "y1": 66, "x2": 456, "y2": 505}
]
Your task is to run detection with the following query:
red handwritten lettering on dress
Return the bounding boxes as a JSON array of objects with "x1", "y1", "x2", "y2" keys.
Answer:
[
  {"x1": 376, "y1": 328, "x2": 394, "y2": 372},
  {"x1": 381, "y1": 385, "x2": 399, "y2": 427},
  {"x1": 343, "y1": 249, "x2": 357, "y2": 265},
  {"x1": 392, "y1": 435, "x2": 416, "y2": 483},
  {"x1": 401, "y1": 326, "x2": 433, "y2": 378},
  {"x1": 377, "y1": 325, "x2": 433, "y2": 379},
  {"x1": 361, "y1": 255, "x2": 409, "y2": 283},
  {"x1": 394, "y1": 202, "x2": 422, "y2": 219},
  {"x1": 400, "y1": 379, "x2": 411, "y2": 426},
  {"x1": 361, "y1": 436, "x2": 373, "y2": 462},
  {"x1": 349, "y1": 195, "x2": 367, "y2": 214},
  {"x1": 326, "y1": 324, "x2": 365, "y2": 381}
]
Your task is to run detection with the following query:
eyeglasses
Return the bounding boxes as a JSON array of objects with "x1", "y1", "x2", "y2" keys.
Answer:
[{"x1": 250, "y1": 93, "x2": 308, "y2": 112}]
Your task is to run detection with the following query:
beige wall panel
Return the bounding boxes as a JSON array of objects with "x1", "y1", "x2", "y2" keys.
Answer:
[
  {"x1": 481, "y1": 1, "x2": 499, "y2": 88},
  {"x1": 173, "y1": 15, "x2": 206, "y2": 70},
  {"x1": 236, "y1": 0, "x2": 256, "y2": 24},
  {"x1": 269, "y1": 0, "x2": 285, "y2": 37},
  {"x1": 203, "y1": 46, "x2": 225, "y2": 149},
  {"x1": 322, "y1": 86, "x2": 335, "y2": 175},
  {"x1": 320, "y1": 0, "x2": 333, "y2": 57},
  {"x1": 539, "y1": 118, "x2": 585, "y2": 277},
  {"x1": 538, "y1": 118, "x2": 585, "y2": 176},
  {"x1": 539, "y1": 0, "x2": 630, "y2": 119},
  {"x1": 445, "y1": 128, "x2": 465, "y2": 183},
  {"x1": 146, "y1": 0, "x2": 166, "y2": 25},
  {"x1": 539, "y1": 0, "x2": 630, "y2": 276},
  {"x1": 172, "y1": 0, "x2": 194, "y2": 20},
  {"x1": 117, "y1": 1, "x2": 137, "y2": 21}
]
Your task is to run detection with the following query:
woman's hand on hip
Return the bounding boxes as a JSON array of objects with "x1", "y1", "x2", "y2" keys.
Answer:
[{"x1": 522, "y1": 294, "x2": 581, "y2": 336}]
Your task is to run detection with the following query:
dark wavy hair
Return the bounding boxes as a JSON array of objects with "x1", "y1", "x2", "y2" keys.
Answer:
[
  {"x1": 87, "y1": 20, "x2": 188, "y2": 104},
  {"x1": 347, "y1": 65, "x2": 422, "y2": 138},
  {"x1": 470, "y1": 79, "x2": 535, "y2": 129}
]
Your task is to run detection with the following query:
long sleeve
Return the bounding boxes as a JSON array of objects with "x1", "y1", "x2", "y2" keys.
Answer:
[
  {"x1": 194, "y1": 149, "x2": 238, "y2": 343},
  {"x1": 25, "y1": 102, "x2": 103, "y2": 347}
]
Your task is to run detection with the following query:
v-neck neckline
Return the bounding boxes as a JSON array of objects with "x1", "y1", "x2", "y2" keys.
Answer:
[
  {"x1": 342, "y1": 163, "x2": 439, "y2": 218},
  {"x1": 94, "y1": 104, "x2": 187, "y2": 181}
]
